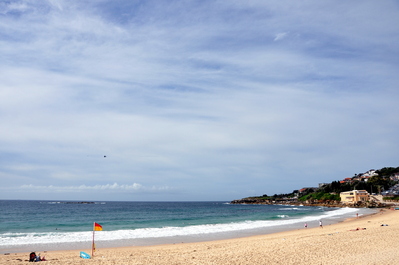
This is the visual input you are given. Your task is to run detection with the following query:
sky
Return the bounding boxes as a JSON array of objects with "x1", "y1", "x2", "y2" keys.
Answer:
[{"x1": 0, "y1": 0, "x2": 398, "y2": 201}]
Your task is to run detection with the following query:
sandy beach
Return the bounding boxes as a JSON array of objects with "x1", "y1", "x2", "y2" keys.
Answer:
[{"x1": 2, "y1": 208, "x2": 399, "y2": 265}]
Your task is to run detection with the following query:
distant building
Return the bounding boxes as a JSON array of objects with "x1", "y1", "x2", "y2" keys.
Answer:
[
  {"x1": 381, "y1": 184, "x2": 399, "y2": 197},
  {"x1": 340, "y1": 190, "x2": 369, "y2": 204},
  {"x1": 363, "y1": 176, "x2": 372, "y2": 182},
  {"x1": 352, "y1": 176, "x2": 363, "y2": 181},
  {"x1": 318, "y1": 183, "x2": 329, "y2": 188},
  {"x1": 299, "y1": 187, "x2": 318, "y2": 193},
  {"x1": 361, "y1": 170, "x2": 377, "y2": 178},
  {"x1": 390, "y1": 173, "x2": 399, "y2": 181}
]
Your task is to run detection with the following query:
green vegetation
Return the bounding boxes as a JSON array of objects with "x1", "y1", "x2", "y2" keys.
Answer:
[
  {"x1": 384, "y1": 196, "x2": 399, "y2": 201},
  {"x1": 298, "y1": 191, "x2": 340, "y2": 202},
  {"x1": 376, "y1": 167, "x2": 399, "y2": 178},
  {"x1": 242, "y1": 193, "x2": 295, "y2": 201},
  {"x1": 257, "y1": 193, "x2": 296, "y2": 200}
]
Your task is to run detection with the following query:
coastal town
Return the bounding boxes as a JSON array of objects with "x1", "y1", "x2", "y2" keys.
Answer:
[{"x1": 231, "y1": 167, "x2": 399, "y2": 208}]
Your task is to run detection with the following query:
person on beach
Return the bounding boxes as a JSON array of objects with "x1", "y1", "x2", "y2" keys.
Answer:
[
  {"x1": 29, "y1": 252, "x2": 36, "y2": 262},
  {"x1": 350, "y1": 227, "x2": 366, "y2": 231},
  {"x1": 304, "y1": 223, "x2": 307, "y2": 228},
  {"x1": 319, "y1": 220, "x2": 323, "y2": 228}
]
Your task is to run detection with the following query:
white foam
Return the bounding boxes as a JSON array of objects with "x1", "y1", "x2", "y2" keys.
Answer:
[{"x1": 277, "y1": 215, "x2": 289, "y2": 218}]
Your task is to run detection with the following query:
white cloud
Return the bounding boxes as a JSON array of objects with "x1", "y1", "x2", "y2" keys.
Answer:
[
  {"x1": 274, "y1": 32, "x2": 288, "y2": 41},
  {"x1": 0, "y1": 2, "x2": 29, "y2": 14},
  {"x1": 19, "y1": 183, "x2": 172, "y2": 192}
]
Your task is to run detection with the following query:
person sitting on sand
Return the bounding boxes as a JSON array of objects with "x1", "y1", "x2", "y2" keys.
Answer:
[
  {"x1": 349, "y1": 227, "x2": 366, "y2": 231},
  {"x1": 29, "y1": 252, "x2": 36, "y2": 262}
]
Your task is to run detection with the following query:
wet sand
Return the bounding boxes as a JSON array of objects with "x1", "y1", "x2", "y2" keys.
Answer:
[{"x1": 2, "y1": 208, "x2": 398, "y2": 265}]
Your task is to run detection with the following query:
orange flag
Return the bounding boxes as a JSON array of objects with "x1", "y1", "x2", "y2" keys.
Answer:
[{"x1": 94, "y1": 222, "x2": 103, "y2": 231}]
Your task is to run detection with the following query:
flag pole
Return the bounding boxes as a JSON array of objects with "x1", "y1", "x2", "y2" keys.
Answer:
[{"x1": 92, "y1": 222, "x2": 95, "y2": 257}]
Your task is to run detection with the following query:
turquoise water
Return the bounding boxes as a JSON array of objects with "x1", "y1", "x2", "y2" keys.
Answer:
[{"x1": 0, "y1": 200, "x2": 375, "y2": 253}]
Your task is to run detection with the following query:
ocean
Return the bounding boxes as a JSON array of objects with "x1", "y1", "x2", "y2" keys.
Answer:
[{"x1": 0, "y1": 200, "x2": 376, "y2": 254}]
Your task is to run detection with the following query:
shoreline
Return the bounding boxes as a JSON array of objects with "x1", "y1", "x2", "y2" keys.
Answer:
[
  {"x1": 0, "y1": 206, "x2": 375, "y2": 254},
  {"x1": 3, "y1": 208, "x2": 399, "y2": 264}
]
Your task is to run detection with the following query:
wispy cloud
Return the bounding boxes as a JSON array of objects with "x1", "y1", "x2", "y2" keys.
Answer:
[
  {"x1": 19, "y1": 183, "x2": 172, "y2": 192},
  {"x1": 274, "y1": 32, "x2": 288, "y2": 41},
  {"x1": 1, "y1": 0, "x2": 398, "y2": 201}
]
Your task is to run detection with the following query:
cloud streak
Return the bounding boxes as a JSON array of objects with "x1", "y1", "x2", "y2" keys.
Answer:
[
  {"x1": 1, "y1": 0, "x2": 398, "y2": 201},
  {"x1": 19, "y1": 183, "x2": 171, "y2": 192}
]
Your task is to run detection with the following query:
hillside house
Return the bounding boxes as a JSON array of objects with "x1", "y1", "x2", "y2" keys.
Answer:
[
  {"x1": 299, "y1": 187, "x2": 318, "y2": 194},
  {"x1": 361, "y1": 170, "x2": 377, "y2": 178},
  {"x1": 390, "y1": 173, "x2": 399, "y2": 181}
]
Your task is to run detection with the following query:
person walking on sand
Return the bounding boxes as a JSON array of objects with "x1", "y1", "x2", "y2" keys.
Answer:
[
  {"x1": 319, "y1": 220, "x2": 323, "y2": 228},
  {"x1": 304, "y1": 223, "x2": 307, "y2": 228}
]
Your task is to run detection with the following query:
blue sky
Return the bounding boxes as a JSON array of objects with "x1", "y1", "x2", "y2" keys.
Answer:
[{"x1": 1, "y1": 0, "x2": 398, "y2": 201}]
